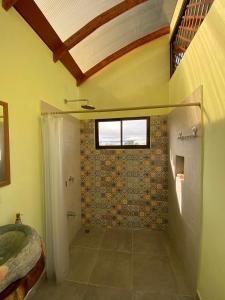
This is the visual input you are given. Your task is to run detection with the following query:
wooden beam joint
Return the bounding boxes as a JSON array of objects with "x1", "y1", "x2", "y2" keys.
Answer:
[
  {"x1": 53, "y1": 0, "x2": 147, "y2": 62},
  {"x1": 77, "y1": 26, "x2": 170, "y2": 86},
  {"x1": 53, "y1": 44, "x2": 67, "y2": 62},
  {"x1": 2, "y1": 0, "x2": 19, "y2": 10},
  {"x1": 13, "y1": 0, "x2": 84, "y2": 84}
]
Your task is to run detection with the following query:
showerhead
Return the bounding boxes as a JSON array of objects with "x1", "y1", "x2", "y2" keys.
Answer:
[
  {"x1": 64, "y1": 98, "x2": 95, "y2": 110},
  {"x1": 81, "y1": 104, "x2": 96, "y2": 110}
]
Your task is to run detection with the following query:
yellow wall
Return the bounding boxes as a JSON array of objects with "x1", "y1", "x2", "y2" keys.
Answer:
[
  {"x1": 169, "y1": 0, "x2": 225, "y2": 299},
  {"x1": 0, "y1": 7, "x2": 170, "y2": 234},
  {"x1": 77, "y1": 35, "x2": 170, "y2": 119},
  {"x1": 0, "y1": 7, "x2": 78, "y2": 234},
  {"x1": 3, "y1": 4, "x2": 225, "y2": 298}
]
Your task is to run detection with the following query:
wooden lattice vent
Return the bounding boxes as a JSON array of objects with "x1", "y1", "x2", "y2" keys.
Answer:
[{"x1": 171, "y1": 0, "x2": 214, "y2": 75}]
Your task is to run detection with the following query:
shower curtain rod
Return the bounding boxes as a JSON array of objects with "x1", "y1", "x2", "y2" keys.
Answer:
[{"x1": 42, "y1": 102, "x2": 201, "y2": 115}]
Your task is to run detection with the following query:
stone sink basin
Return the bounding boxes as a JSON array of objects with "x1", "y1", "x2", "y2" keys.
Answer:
[{"x1": 0, "y1": 224, "x2": 42, "y2": 293}]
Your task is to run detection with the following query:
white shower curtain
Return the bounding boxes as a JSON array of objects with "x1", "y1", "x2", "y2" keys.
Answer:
[{"x1": 41, "y1": 116, "x2": 69, "y2": 282}]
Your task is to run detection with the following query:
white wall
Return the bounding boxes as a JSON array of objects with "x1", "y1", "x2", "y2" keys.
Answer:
[
  {"x1": 63, "y1": 116, "x2": 81, "y2": 244},
  {"x1": 168, "y1": 88, "x2": 202, "y2": 293},
  {"x1": 41, "y1": 102, "x2": 81, "y2": 245}
]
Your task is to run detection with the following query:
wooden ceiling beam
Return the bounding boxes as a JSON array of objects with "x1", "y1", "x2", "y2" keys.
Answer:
[
  {"x1": 2, "y1": 0, "x2": 19, "y2": 10},
  {"x1": 77, "y1": 26, "x2": 170, "y2": 86},
  {"x1": 12, "y1": 0, "x2": 85, "y2": 83},
  {"x1": 53, "y1": 0, "x2": 148, "y2": 62}
]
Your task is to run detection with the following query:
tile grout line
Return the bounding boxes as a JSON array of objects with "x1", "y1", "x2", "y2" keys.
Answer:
[
  {"x1": 86, "y1": 230, "x2": 106, "y2": 286},
  {"x1": 87, "y1": 247, "x2": 100, "y2": 286},
  {"x1": 44, "y1": 228, "x2": 186, "y2": 300},
  {"x1": 131, "y1": 229, "x2": 134, "y2": 299},
  {"x1": 71, "y1": 227, "x2": 190, "y2": 300},
  {"x1": 83, "y1": 281, "x2": 134, "y2": 291},
  {"x1": 167, "y1": 244, "x2": 183, "y2": 297},
  {"x1": 71, "y1": 244, "x2": 132, "y2": 254}
]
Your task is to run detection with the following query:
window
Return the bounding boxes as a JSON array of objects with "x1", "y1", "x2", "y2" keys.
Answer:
[
  {"x1": 170, "y1": 0, "x2": 214, "y2": 75},
  {"x1": 95, "y1": 117, "x2": 150, "y2": 149}
]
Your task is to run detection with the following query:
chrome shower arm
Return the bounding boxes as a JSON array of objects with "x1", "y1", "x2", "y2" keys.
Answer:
[{"x1": 64, "y1": 99, "x2": 88, "y2": 104}]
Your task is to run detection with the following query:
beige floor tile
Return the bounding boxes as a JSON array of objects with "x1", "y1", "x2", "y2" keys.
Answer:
[
  {"x1": 169, "y1": 251, "x2": 194, "y2": 295},
  {"x1": 30, "y1": 228, "x2": 196, "y2": 300},
  {"x1": 67, "y1": 247, "x2": 99, "y2": 283},
  {"x1": 84, "y1": 285, "x2": 132, "y2": 300},
  {"x1": 133, "y1": 229, "x2": 169, "y2": 256},
  {"x1": 177, "y1": 296, "x2": 194, "y2": 300},
  {"x1": 72, "y1": 227, "x2": 105, "y2": 249},
  {"x1": 31, "y1": 280, "x2": 87, "y2": 300},
  {"x1": 134, "y1": 291, "x2": 177, "y2": 300},
  {"x1": 89, "y1": 250, "x2": 132, "y2": 289},
  {"x1": 133, "y1": 254, "x2": 176, "y2": 293},
  {"x1": 101, "y1": 228, "x2": 132, "y2": 252}
]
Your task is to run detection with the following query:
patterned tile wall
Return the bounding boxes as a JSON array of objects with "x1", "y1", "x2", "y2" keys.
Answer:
[{"x1": 80, "y1": 116, "x2": 168, "y2": 230}]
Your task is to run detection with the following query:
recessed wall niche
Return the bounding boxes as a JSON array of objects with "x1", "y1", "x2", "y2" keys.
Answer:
[{"x1": 176, "y1": 155, "x2": 184, "y2": 176}]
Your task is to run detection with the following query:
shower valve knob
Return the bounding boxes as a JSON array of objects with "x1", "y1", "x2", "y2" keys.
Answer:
[{"x1": 68, "y1": 176, "x2": 74, "y2": 182}]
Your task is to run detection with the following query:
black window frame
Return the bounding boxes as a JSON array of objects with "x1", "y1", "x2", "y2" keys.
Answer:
[{"x1": 95, "y1": 117, "x2": 150, "y2": 149}]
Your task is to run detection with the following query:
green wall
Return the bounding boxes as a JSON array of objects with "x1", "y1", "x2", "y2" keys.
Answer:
[
  {"x1": 0, "y1": 7, "x2": 78, "y2": 234},
  {"x1": 169, "y1": 0, "x2": 225, "y2": 299}
]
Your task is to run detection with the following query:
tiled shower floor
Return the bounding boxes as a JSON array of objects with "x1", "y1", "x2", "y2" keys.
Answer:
[{"x1": 31, "y1": 227, "x2": 194, "y2": 300}]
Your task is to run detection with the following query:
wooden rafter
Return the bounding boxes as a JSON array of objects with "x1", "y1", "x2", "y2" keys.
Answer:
[
  {"x1": 77, "y1": 26, "x2": 170, "y2": 86},
  {"x1": 3, "y1": 0, "x2": 171, "y2": 85},
  {"x1": 12, "y1": 0, "x2": 85, "y2": 83},
  {"x1": 2, "y1": 0, "x2": 18, "y2": 10},
  {"x1": 53, "y1": 0, "x2": 148, "y2": 62}
]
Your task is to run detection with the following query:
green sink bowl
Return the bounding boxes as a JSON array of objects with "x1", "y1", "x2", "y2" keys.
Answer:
[
  {"x1": 0, "y1": 224, "x2": 42, "y2": 293},
  {"x1": 0, "y1": 225, "x2": 32, "y2": 265}
]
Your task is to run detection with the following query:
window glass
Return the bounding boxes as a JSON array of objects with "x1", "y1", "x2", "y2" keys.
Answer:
[
  {"x1": 98, "y1": 121, "x2": 121, "y2": 146},
  {"x1": 122, "y1": 119, "x2": 147, "y2": 146},
  {"x1": 96, "y1": 117, "x2": 149, "y2": 149}
]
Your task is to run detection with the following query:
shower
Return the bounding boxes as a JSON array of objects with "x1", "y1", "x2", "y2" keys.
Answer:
[{"x1": 64, "y1": 99, "x2": 96, "y2": 110}]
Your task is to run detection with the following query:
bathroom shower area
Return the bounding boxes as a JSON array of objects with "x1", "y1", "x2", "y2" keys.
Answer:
[{"x1": 35, "y1": 88, "x2": 202, "y2": 300}]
